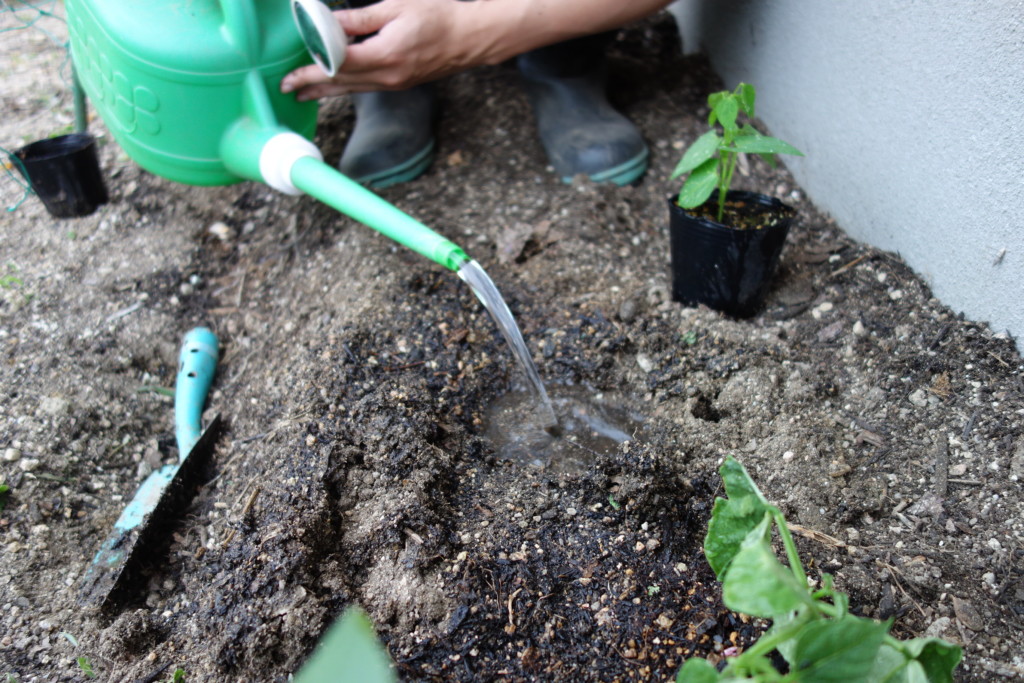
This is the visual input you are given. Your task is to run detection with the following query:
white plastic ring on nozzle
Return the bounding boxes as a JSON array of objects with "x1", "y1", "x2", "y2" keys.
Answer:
[{"x1": 259, "y1": 132, "x2": 323, "y2": 195}]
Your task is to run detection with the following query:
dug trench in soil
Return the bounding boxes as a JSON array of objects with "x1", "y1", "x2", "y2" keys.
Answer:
[{"x1": 2, "y1": 9, "x2": 1024, "y2": 683}]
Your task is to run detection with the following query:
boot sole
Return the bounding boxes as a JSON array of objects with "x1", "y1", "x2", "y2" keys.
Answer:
[
  {"x1": 560, "y1": 147, "x2": 649, "y2": 186},
  {"x1": 351, "y1": 140, "x2": 436, "y2": 189}
]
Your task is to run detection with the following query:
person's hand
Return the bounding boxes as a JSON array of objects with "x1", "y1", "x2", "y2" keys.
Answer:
[{"x1": 281, "y1": 0, "x2": 481, "y2": 99}]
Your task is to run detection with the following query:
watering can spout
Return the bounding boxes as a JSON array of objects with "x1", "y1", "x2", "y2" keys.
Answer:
[
  {"x1": 219, "y1": 117, "x2": 468, "y2": 273},
  {"x1": 289, "y1": 157, "x2": 470, "y2": 272}
]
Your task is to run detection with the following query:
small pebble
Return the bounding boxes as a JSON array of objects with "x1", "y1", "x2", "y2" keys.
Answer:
[
  {"x1": 208, "y1": 221, "x2": 233, "y2": 241},
  {"x1": 636, "y1": 354, "x2": 654, "y2": 373},
  {"x1": 3, "y1": 448, "x2": 20, "y2": 462},
  {"x1": 18, "y1": 458, "x2": 40, "y2": 472},
  {"x1": 909, "y1": 389, "x2": 929, "y2": 407}
]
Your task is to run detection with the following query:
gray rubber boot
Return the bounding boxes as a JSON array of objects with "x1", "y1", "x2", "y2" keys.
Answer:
[
  {"x1": 338, "y1": 83, "x2": 438, "y2": 189},
  {"x1": 517, "y1": 35, "x2": 648, "y2": 185}
]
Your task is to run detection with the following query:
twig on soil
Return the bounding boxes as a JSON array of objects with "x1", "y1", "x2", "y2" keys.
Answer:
[
  {"x1": 928, "y1": 323, "x2": 951, "y2": 351},
  {"x1": 383, "y1": 360, "x2": 426, "y2": 372},
  {"x1": 105, "y1": 300, "x2": 143, "y2": 323},
  {"x1": 932, "y1": 440, "x2": 949, "y2": 498},
  {"x1": 787, "y1": 523, "x2": 849, "y2": 549},
  {"x1": 829, "y1": 254, "x2": 867, "y2": 278},
  {"x1": 508, "y1": 587, "x2": 523, "y2": 628},
  {"x1": 961, "y1": 409, "x2": 981, "y2": 440},
  {"x1": 236, "y1": 270, "x2": 246, "y2": 307},
  {"x1": 874, "y1": 559, "x2": 927, "y2": 617},
  {"x1": 988, "y1": 350, "x2": 1011, "y2": 368},
  {"x1": 240, "y1": 485, "x2": 261, "y2": 518}
]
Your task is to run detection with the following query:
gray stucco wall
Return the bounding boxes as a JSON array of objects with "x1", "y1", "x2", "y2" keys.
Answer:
[{"x1": 668, "y1": 0, "x2": 1024, "y2": 350}]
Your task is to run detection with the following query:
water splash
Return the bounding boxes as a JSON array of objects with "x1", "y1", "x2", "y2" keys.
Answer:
[{"x1": 484, "y1": 386, "x2": 642, "y2": 475}]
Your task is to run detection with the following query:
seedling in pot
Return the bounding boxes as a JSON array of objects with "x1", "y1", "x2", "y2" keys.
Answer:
[
  {"x1": 676, "y1": 456, "x2": 962, "y2": 682},
  {"x1": 671, "y1": 83, "x2": 803, "y2": 223}
]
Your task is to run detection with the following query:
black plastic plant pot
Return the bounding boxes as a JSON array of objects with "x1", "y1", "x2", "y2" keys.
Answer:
[
  {"x1": 668, "y1": 190, "x2": 794, "y2": 317},
  {"x1": 10, "y1": 133, "x2": 108, "y2": 218}
]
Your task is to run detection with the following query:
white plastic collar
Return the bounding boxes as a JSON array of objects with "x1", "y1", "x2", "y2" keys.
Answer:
[{"x1": 259, "y1": 132, "x2": 323, "y2": 195}]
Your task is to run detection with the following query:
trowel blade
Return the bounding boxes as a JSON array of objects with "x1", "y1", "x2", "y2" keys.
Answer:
[{"x1": 78, "y1": 414, "x2": 221, "y2": 609}]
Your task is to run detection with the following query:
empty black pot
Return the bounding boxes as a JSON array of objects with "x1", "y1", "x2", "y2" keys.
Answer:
[
  {"x1": 11, "y1": 133, "x2": 108, "y2": 218},
  {"x1": 668, "y1": 190, "x2": 794, "y2": 317}
]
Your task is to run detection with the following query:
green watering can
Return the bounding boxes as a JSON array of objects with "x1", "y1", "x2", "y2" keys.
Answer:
[{"x1": 65, "y1": 0, "x2": 468, "y2": 271}]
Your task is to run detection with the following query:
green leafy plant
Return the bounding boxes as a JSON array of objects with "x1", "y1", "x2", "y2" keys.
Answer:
[
  {"x1": 672, "y1": 83, "x2": 803, "y2": 223},
  {"x1": 0, "y1": 482, "x2": 9, "y2": 513},
  {"x1": 168, "y1": 668, "x2": 186, "y2": 683},
  {"x1": 0, "y1": 265, "x2": 22, "y2": 289},
  {"x1": 293, "y1": 606, "x2": 396, "y2": 683},
  {"x1": 677, "y1": 456, "x2": 961, "y2": 682},
  {"x1": 76, "y1": 656, "x2": 96, "y2": 679}
]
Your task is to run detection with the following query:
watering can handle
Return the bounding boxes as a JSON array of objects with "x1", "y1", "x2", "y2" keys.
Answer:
[{"x1": 217, "y1": 0, "x2": 260, "y2": 59}]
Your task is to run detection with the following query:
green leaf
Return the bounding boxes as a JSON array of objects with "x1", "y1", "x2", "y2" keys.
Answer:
[
  {"x1": 719, "y1": 455, "x2": 770, "y2": 505},
  {"x1": 0, "y1": 483, "x2": 9, "y2": 513},
  {"x1": 867, "y1": 642, "x2": 914, "y2": 683},
  {"x1": 720, "y1": 519, "x2": 810, "y2": 618},
  {"x1": 676, "y1": 657, "x2": 721, "y2": 683},
  {"x1": 707, "y1": 91, "x2": 727, "y2": 126},
  {"x1": 767, "y1": 608, "x2": 801, "y2": 665},
  {"x1": 77, "y1": 656, "x2": 96, "y2": 679},
  {"x1": 790, "y1": 616, "x2": 890, "y2": 682},
  {"x1": 703, "y1": 456, "x2": 773, "y2": 578},
  {"x1": 703, "y1": 494, "x2": 770, "y2": 578},
  {"x1": 294, "y1": 607, "x2": 397, "y2": 683},
  {"x1": 676, "y1": 158, "x2": 719, "y2": 209},
  {"x1": 713, "y1": 97, "x2": 740, "y2": 132},
  {"x1": 900, "y1": 638, "x2": 962, "y2": 682},
  {"x1": 731, "y1": 134, "x2": 803, "y2": 157},
  {"x1": 737, "y1": 83, "x2": 756, "y2": 117},
  {"x1": 671, "y1": 131, "x2": 721, "y2": 179}
]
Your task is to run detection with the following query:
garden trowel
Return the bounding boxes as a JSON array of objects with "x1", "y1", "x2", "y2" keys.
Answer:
[{"x1": 79, "y1": 327, "x2": 221, "y2": 609}]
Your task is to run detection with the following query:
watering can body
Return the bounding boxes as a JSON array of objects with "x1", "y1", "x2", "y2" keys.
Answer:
[
  {"x1": 66, "y1": 0, "x2": 470, "y2": 271},
  {"x1": 66, "y1": 0, "x2": 318, "y2": 186}
]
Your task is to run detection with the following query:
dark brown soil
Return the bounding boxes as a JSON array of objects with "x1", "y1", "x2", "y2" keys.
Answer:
[{"x1": 2, "y1": 9, "x2": 1023, "y2": 682}]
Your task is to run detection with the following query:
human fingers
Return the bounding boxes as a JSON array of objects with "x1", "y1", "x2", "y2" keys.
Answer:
[
  {"x1": 335, "y1": 1, "x2": 400, "y2": 38},
  {"x1": 280, "y1": 64, "x2": 331, "y2": 95}
]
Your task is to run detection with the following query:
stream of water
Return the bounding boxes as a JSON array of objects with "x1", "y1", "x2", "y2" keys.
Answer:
[
  {"x1": 457, "y1": 260, "x2": 558, "y2": 428},
  {"x1": 458, "y1": 260, "x2": 642, "y2": 471}
]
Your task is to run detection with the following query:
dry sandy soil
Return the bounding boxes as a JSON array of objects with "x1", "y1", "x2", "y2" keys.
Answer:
[{"x1": 2, "y1": 7, "x2": 1023, "y2": 682}]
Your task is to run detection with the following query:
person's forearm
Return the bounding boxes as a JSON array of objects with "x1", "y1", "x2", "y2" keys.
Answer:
[{"x1": 458, "y1": 0, "x2": 675, "y2": 66}]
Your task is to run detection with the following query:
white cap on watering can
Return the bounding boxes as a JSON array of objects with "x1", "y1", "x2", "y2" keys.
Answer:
[{"x1": 291, "y1": 0, "x2": 348, "y2": 77}]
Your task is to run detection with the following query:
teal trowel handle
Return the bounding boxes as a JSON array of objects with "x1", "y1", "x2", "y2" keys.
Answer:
[{"x1": 175, "y1": 327, "x2": 219, "y2": 458}]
